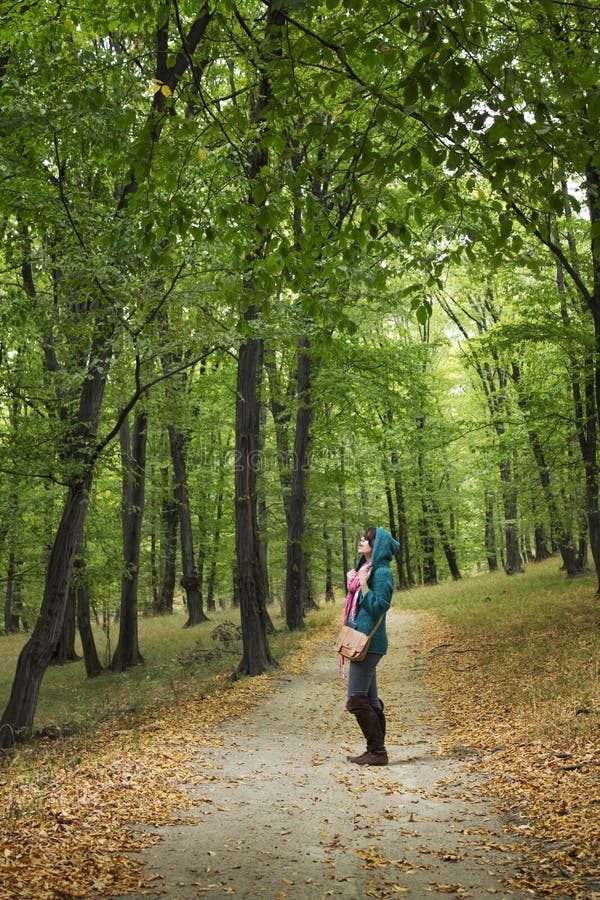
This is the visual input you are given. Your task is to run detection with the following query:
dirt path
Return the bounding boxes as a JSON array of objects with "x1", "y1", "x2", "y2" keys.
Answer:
[{"x1": 125, "y1": 610, "x2": 530, "y2": 899}]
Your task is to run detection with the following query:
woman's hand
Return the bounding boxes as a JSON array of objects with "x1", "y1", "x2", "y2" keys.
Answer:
[
  {"x1": 346, "y1": 568, "x2": 356, "y2": 588},
  {"x1": 359, "y1": 564, "x2": 371, "y2": 593}
]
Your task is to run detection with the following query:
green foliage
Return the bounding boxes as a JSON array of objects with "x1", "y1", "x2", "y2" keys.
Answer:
[{"x1": 0, "y1": 0, "x2": 598, "y2": 726}]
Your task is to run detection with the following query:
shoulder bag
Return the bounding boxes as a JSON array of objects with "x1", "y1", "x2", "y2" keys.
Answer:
[{"x1": 334, "y1": 615, "x2": 384, "y2": 662}]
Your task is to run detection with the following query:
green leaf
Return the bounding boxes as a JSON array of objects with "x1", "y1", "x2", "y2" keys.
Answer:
[
  {"x1": 251, "y1": 182, "x2": 267, "y2": 205},
  {"x1": 404, "y1": 78, "x2": 419, "y2": 106},
  {"x1": 416, "y1": 304, "x2": 430, "y2": 324},
  {"x1": 556, "y1": 76, "x2": 578, "y2": 100},
  {"x1": 156, "y1": 3, "x2": 169, "y2": 29},
  {"x1": 404, "y1": 147, "x2": 421, "y2": 172}
]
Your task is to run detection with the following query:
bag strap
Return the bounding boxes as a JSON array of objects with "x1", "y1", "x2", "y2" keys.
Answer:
[{"x1": 367, "y1": 614, "x2": 384, "y2": 638}]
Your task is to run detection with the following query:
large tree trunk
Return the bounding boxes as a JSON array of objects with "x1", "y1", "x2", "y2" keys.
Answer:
[
  {"x1": 0, "y1": 321, "x2": 111, "y2": 747},
  {"x1": 285, "y1": 336, "x2": 312, "y2": 631},
  {"x1": 111, "y1": 412, "x2": 148, "y2": 672},
  {"x1": 50, "y1": 589, "x2": 80, "y2": 665},
  {"x1": 235, "y1": 329, "x2": 277, "y2": 676},
  {"x1": 234, "y1": 0, "x2": 285, "y2": 674},
  {"x1": 169, "y1": 424, "x2": 207, "y2": 626},
  {"x1": 0, "y1": 473, "x2": 93, "y2": 746}
]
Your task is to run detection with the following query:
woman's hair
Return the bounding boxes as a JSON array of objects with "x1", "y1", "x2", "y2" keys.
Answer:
[{"x1": 364, "y1": 526, "x2": 377, "y2": 547}]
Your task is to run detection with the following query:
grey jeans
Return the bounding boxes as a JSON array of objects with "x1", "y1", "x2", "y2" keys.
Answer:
[{"x1": 346, "y1": 652, "x2": 384, "y2": 709}]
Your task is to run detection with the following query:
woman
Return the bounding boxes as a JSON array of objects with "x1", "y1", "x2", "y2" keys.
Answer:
[{"x1": 343, "y1": 525, "x2": 399, "y2": 766}]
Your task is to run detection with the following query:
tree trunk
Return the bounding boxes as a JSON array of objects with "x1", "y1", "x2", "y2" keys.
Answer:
[
  {"x1": 235, "y1": 329, "x2": 277, "y2": 676},
  {"x1": 570, "y1": 339, "x2": 600, "y2": 589},
  {"x1": 257, "y1": 407, "x2": 275, "y2": 634},
  {"x1": 157, "y1": 468, "x2": 177, "y2": 614},
  {"x1": 420, "y1": 511, "x2": 437, "y2": 585},
  {"x1": 111, "y1": 412, "x2": 148, "y2": 672},
  {"x1": 394, "y1": 471, "x2": 413, "y2": 587},
  {"x1": 285, "y1": 336, "x2": 312, "y2": 631},
  {"x1": 429, "y1": 491, "x2": 461, "y2": 580},
  {"x1": 74, "y1": 551, "x2": 103, "y2": 678},
  {"x1": 206, "y1": 486, "x2": 224, "y2": 612},
  {"x1": 301, "y1": 553, "x2": 317, "y2": 613},
  {"x1": 587, "y1": 317, "x2": 600, "y2": 591},
  {"x1": 577, "y1": 529, "x2": 589, "y2": 571},
  {"x1": 50, "y1": 589, "x2": 80, "y2": 665},
  {"x1": 0, "y1": 314, "x2": 111, "y2": 746},
  {"x1": 385, "y1": 481, "x2": 403, "y2": 588},
  {"x1": 501, "y1": 455, "x2": 523, "y2": 575},
  {"x1": 511, "y1": 360, "x2": 581, "y2": 573},
  {"x1": 0, "y1": 473, "x2": 93, "y2": 746},
  {"x1": 416, "y1": 406, "x2": 437, "y2": 585},
  {"x1": 339, "y1": 446, "x2": 350, "y2": 581},
  {"x1": 168, "y1": 424, "x2": 207, "y2": 626},
  {"x1": 150, "y1": 502, "x2": 160, "y2": 611},
  {"x1": 534, "y1": 525, "x2": 552, "y2": 561},
  {"x1": 485, "y1": 491, "x2": 498, "y2": 571},
  {"x1": 234, "y1": 0, "x2": 285, "y2": 674},
  {"x1": 323, "y1": 524, "x2": 335, "y2": 601}
]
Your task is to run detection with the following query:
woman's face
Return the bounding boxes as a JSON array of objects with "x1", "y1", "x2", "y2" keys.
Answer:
[{"x1": 358, "y1": 535, "x2": 373, "y2": 557}]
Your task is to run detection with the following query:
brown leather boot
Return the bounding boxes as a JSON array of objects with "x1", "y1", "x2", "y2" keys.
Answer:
[
  {"x1": 345, "y1": 695, "x2": 388, "y2": 766},
  {"x1": 375, "y1": 699, "x2": 386, "y2": 742}
]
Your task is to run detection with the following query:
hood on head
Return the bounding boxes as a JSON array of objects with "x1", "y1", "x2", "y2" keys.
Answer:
[
  {"x1": 371, "y1": 527, "x2": 400, "y2": 569},
  {"x1": 357, "y1": 527, "x2": 400, "y2": 570}
]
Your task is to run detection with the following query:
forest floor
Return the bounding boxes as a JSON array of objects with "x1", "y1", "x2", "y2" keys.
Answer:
[
  {"x1": 1, "y1": 604, "x2": 598, "y2": 900},
  {"x1": 114, "y1": 610, "x2": 538, "y2": 900}
]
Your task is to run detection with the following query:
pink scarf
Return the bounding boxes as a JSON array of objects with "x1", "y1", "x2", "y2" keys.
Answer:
[
  {"x1": 339, "y1": 562, "x2": 369, "y2": 678},
  {"x1": 342, "y1": 566, "x2": 364, "y2": 625}
]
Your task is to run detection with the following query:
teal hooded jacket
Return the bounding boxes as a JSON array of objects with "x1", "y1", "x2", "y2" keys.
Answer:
[{"x1": 349, "y1": 527, "x2": 400, "y2": 656}]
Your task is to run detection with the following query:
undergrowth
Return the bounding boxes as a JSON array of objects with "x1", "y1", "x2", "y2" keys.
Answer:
[
  {"x1": 0, "y1": 600, "x2": 339, "y2": 741},
  {"x1": 401, "y1": 556, "x2": 599, "y2": 744}
]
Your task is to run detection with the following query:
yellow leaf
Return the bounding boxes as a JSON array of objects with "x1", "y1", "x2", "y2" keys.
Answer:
[
  {"x1": 198, "y1": 148, "x2": 208, "y2": 162},
  {"x1": 160, "y1": 84, "x2": 172, "y2": 97}
]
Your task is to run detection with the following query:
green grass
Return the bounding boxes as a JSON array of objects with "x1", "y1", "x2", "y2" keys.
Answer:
[
  {"x1": 399, "y1": 556, "x2": 597, "y2": 642},
  {"x1": 398, "y1": 556, "x2": 600, "y2": 742},
  {"x1": 0, "y1": 600, "x2": 340, "y2": 738}
]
